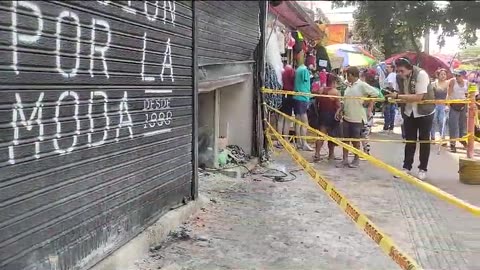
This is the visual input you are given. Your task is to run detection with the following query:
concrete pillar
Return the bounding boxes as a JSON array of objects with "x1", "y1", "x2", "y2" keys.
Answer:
[{"x1": 213, "y1": 89, "x2": 220, "y2": 168}]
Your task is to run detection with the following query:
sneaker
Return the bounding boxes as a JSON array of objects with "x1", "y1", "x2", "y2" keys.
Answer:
[
  {"x1": 417, "y1": 170, "x2": 427, "y2": 181},
  {"x1": 394, "y1": 168, "x2": 411, "y2": 178}
]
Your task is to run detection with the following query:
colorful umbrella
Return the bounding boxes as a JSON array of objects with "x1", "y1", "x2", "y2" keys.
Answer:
[
  {"x1": 326, "y1": 44, "x2": 376, "y2": 67},
  {"x1": 326, "y1": 43, "x2": 376, "y2": 59},
  {"x1": 431, "y1": 53, "x2": 461, "y2": 69},
  {"x1": 327, "y1": 50, "x2": 376, "y2": 67},
  {"x1": 326, "y1": 43, "x2": 361, "y2": 53},
  {"x1": 459, "y1": 64, "x2": 479, "y2": 71}
]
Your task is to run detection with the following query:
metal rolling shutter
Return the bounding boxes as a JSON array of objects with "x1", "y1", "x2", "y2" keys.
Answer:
[
  {"x1": 0, "y1": 1, "x2": 195, "y2": 269},
  {"x1": 196, "y1": 1, "x2": 260, "y2": 66}
]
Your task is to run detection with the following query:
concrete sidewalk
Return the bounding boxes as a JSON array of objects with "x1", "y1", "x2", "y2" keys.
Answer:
[
  {"x1": 130, "y1": 155, "x2": 398, "y2": 270},
  {"x1": 128, "y1": 126, "x2": 480, "y2": 270}
]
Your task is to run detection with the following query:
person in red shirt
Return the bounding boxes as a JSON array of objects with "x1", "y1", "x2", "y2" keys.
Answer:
[
  {"x1": 276, "y1": 63, "x2": 296, "y2": 147},
  {"x1": 311, "y1": 73, "x2": 341, "y2": 161}
]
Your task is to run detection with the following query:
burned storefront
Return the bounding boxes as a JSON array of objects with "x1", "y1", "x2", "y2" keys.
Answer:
[{"x1": 0, "y1": 1, "x2": 196, "y2": 269}]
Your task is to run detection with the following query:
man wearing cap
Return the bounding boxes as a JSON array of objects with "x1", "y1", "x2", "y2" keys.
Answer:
[{"x1": 384, "y1": 57, "x2": 435, "y2": 181}]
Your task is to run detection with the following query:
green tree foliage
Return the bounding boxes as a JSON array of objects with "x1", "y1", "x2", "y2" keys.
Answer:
[
  {"x1": 332, "y1": 1, "x2": 480, "y2": 58},
  {"x1": 440, "y1": 1, "x2": 480, "y2": 47},
  {"x1": 459, "y1": 46, "x2": 480, "y2": 60}
]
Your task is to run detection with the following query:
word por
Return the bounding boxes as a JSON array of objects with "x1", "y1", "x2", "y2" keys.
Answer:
[{"x1": 10, "y1": 1, "x2": 175, "y2": 81}]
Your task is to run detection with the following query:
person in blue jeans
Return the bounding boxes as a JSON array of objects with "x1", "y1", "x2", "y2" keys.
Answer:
[
  {"x1": 448, "y1": 70, "x2": 468, "y2": 152},
  {"x1": 383, "y1": 103, "x2": 397, "y2": 131},
  {"x1": 383, "y1": 64, "x2": 398, "y2": 132},
  {"x1": 430, "y1": 69, "x2": 449, "y2": 142}
]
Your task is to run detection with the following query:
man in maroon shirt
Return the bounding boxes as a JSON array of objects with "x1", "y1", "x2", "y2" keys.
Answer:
[{"x1": 276, "y1": 63, "x2": 295, "y2": 148}]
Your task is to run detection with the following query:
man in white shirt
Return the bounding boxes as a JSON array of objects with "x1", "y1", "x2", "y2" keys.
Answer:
[
  {"x1": 383, "y1": 64, "x2": 398, "y2": 132},
  {"x1": 385, "y1": 58, "x2": 435, "y2": 180}
]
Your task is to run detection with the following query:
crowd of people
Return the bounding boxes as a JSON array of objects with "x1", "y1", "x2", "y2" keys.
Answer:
[{"x1": 275, "y1": 53, "x2": 476, "y2": 181}]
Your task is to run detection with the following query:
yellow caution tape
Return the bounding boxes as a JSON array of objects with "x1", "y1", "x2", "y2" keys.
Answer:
[
  {"x1": 265, "y1": 103, "x2": 480, "y2": 216},
  {"x1": 280, "y1": 134, "x2": 468, "y2": 144},
  {"x1": 265, "y1": 128, "x2": 277, "y2": 156},
  {"x1": 264, "y1": 122, "x2": 422, "y2": 270},
  {"x1": 262, "y1": 88, "x2": 470, "y2": 104}
]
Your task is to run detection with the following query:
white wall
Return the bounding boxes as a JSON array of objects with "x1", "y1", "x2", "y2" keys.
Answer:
[
  {"x1": 219, "y1": 74, "x2": 254, "y2": 155},
  {"x1": 197, "y1": 74, "x2": 254, "y2": 168}
]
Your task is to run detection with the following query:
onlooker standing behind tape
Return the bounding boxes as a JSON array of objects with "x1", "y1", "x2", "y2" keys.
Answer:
[
  {"x1": 293, "y1": 52, "x2": 314, "y2": 151},
  {"x1": 311, "y1": 73, "x2": 341, "y2": 162},
  {"x1": 383, "y1": 64, "x2": 398, "y2": 133},
  {"x1": 337, "y1": 66, "x2": 380, "y2": 168},
  {"x1": 385, "y1": 57, "x2": 435, "y2": 181},
  {"x1": 447, "y1": 70, "x2": 468, "y2": 153},
  {"x1": 430, "y1": 68, "x2": 449, "y2": 143},
  {"x1": 276, "y1": 63, "x2": 296, "y2": 148}
]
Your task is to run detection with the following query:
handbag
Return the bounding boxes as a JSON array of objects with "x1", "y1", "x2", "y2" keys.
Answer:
[{"x1": 394, "y1": 108, "x2": 404, "y2": 126}]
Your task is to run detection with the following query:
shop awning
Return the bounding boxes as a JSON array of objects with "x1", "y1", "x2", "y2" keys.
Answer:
[{"x1": 269, "y1": 1, "x2": 325, "y2": 41}]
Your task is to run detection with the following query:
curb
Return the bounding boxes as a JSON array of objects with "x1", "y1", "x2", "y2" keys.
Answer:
[{"x1": 90, "y1": 195, "x2": 208, "y2": 270}]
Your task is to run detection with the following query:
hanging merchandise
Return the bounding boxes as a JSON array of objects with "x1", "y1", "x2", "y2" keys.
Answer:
[
  {"x1": 297, "y1": 31, "x2": 304, "y2": 41},
  {"x1": 264, "y1": 63, "x2": 283, "y2": 109},
  {"x1": 315, "y1": 43, "x2": 332, "y2": 72},
  {"x1": 292, "y1": 31, "x2": 303, "y2": 56},
  {"x1": 266, "y1": 26, "x2": 283, "y2": 87},
  {"x1": 281, "y1": 52, "x2": 288, "y2": 63},
  {"x1": 277, "y1": 28, "x2": 286, "y2": 55},
  {"x1": 286, "y1": 32, "x2": 296, "y2": 50},
  {"x1": 306, "y1": 51, "x2": 316, "y2": 68}
]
